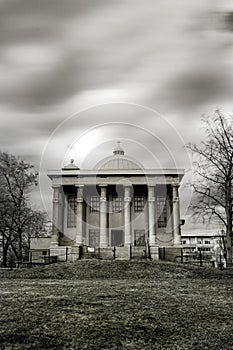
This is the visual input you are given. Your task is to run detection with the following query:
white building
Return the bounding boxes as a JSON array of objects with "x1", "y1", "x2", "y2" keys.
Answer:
[{"x1": 32, "y1": 143, "x2": 185, "y2": 261}]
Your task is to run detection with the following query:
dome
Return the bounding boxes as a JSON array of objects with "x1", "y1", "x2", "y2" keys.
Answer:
[
  {"x1": 99, "y1": 157, "x2": 141, "y2": 170},
  {"x1": 94, "y1": 142, "x2": 143, "y2": 170}
]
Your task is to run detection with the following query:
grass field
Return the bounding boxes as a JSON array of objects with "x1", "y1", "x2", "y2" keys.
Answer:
[{"x1": 0, "y1": 260, "x2": 233, "y2": 350}]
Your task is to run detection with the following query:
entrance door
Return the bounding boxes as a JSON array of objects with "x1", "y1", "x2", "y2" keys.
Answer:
[{"x1": 111, "y1": 230, "x2": 124, "y2": 246}]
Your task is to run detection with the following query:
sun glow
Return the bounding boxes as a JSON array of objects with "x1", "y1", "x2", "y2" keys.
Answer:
[{"x1": 64, "y1": 128, "x2": 103, "y2": 166}]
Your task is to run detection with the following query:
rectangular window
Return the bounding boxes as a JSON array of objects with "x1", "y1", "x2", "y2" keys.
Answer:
[
  {"x1": 90, "y1": 196, "x2": 100, "y2": 213},
  {"x1": 134, "y1": 195, "x2": 145, "y2": 213},
  {"x1": 199, "y1": 247, "x2": 211, "y2": 252},
  {"x1": 182, "y1": 240, "x2": 186, "y2": 245},
  {"x1": 134, "y1": 230, "x2": 145, "y2": 246},
  {"x1": 157, "y1": 196, "x2": 167, "y2": 228},
  {"x1": 112, "y1": 196, "x2": 123, "y2": 212},
  {"x1": 89, "y1": 230, "x2": 100, "y2": 247},
  {"x1": 67, "y1": 195, "x2": 77, "y2": 228}
]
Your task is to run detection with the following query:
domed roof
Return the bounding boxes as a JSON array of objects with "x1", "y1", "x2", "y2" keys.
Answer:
[{"x1": 94, "y1": 142, "x2": 143, "y2": 170}]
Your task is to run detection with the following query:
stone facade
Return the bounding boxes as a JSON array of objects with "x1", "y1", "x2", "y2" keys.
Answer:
[{"x1": 43, "y1": 144, "x2": 184, "y2": 261}]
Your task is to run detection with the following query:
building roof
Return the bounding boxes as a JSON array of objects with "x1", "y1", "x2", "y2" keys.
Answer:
[
  {"x1": 47, "y1": 142, "x2": 185, "y2": 182},
  {"x1": 181, "y1": 232, "x2": 225, "y2": 237},
  {"x1": 94, "y1": 142, "x2": 143, "y2": 170}
]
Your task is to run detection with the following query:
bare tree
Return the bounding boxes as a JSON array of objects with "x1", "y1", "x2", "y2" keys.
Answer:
[
  {"x1": 21, "y1": 208, "x2": 47, "y2": 261},
  {"x1": 187, "y1": 110, "x2": 233, "y2": 265},
  {"x1": 0, "y1": 151, "x2": 45, "y2": 266}
]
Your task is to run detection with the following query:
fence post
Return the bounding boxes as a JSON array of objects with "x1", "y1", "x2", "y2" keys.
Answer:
[
  {"x1": 66, "y1": 247, "x2": 68, "y2": 262},
  {"x1": 29, "y1": 252, "x2": 32, "y2": 268},
  {"x1": 181, "y1": 248, "x2": 183, "y2": 264},
  {"x1": 199, "y1": 250, "x2": 203, "y2": 267},
  {"x1": 112, "y1": 246, "x2": 116, "y2": 259},
  {"x1": 48, "y1": 249, "x2": 51, "y2": 264},
  {"x1": 78, "y1": 245, "x2": 83, "y2": 260},
  {"x1": 148, "y1": 244, "x2": 151, "y2": 260},
  {"x1": 129, "y1": 244, "x2": 132, "y2": 260},
  {"x1": 219, "y1": 253, "x2": 223, "y2": 270}
]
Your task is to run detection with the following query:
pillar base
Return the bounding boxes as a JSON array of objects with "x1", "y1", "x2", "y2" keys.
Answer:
[
  {"x1": 150, "y1": 246, "x2": 159, "y2": 261},
  {"x1": 115, "y1": 246, "x2": 131, "y2": 260}
]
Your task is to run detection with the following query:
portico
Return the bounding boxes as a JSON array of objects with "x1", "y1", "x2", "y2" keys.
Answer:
[{"x1": 48, "y1": 143, "x2": 184, "y2": 260}]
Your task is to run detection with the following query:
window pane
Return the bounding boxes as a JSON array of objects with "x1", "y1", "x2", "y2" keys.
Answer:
[
  {"x1": 112, "y1": 196, "x2": 123, "y2": 212},
  {"x1": 134, "y1": 195, "x2": 145, "y2": 212},
  {"x1": 90, "y1": 196, "x2": 100, "y2": 213},
  {"x1": 134, "y1": 230, "x2": 145, "y2": 246},
  {"x1": 67, "y1": 195, "x2": 77, "y2": 228},
  {"x1": 89, "y1": 230, "x2": 100, "y2": 247},
  {"x1": 157, "y1": 196, "x2": 167, "y2": 228}
]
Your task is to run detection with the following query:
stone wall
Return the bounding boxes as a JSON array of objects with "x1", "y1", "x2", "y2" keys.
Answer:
[{"x1": 159, "y1": 247, "x2": 183, "y2": 262}]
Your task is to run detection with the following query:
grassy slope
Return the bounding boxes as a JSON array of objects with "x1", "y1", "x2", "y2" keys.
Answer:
[{"x1": 0, "y1": 261, "x2": 233, "y2": 350}]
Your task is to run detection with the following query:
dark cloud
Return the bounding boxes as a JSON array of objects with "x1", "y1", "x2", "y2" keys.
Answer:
[
  {"x1": 157, "y1": 65, "x2": 232, "y2": 114},
  {"x1": 224, "y1": 12, "x2": 233, "y2": 31},
  {"x1": 0, "y1": 0, "x2": 153, "y2": 109},
  {"x1": 0, "y1": 0, "x2": 232, "y2": 147},
  {"x1": 0, "y1": 0, "x2": 97, "y2": 24},
  {"x1": 0, "y1": 1, "x2": 77, "y2": 46}
]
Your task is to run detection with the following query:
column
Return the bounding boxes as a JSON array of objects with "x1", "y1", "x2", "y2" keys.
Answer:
[
  {"x1": 76, "y1": 185, "x2": 84, "y2": 245},
  {"x1": 100, "y1": 185, "x2": 108, "y2": 247},
  {"x1": 58, "y1": 190, "x2": 64, "y2": 233},
  {"x1": 148, "y1": 185, "x2": 156, "y2": 246},
  {"x1": 172, "y1": 184, "x2": 181, "y2": 245},
  {"x1": 124, "y1": 186, "x2": 131, "y2": 245},
  {"x1": 51, "y1": 185, "x2": 60, "y2": 246},
  {"x1": 166, "y1": 186, "x2": 172, "y2": 234}
]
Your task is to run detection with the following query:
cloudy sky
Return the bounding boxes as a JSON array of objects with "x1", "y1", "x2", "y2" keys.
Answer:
[{"x1": 0, "y1": 0, "x2": 232, "y2": 231}]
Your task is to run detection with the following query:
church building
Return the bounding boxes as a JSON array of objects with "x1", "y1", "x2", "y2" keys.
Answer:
[{"x1": 34, "y1": 143, "x2": 184, "y2": 261}]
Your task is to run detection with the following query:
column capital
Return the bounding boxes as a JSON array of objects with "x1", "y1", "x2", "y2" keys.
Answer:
[
  {"x1": 100, "y1": 185, "x2": 107, "y2": 201},
  {"x1": 171, "y1": 183, "x2": 180, "y2": 188},
  {"x1": 172, "y1": 184, "x2": 180, "y2": 203},
  {"x1": 148, "y1": 185, "x2": 155, "y2": 202},
  {"x1": 76, "y1": 185, "x2": 84, "y2": 202},
  {"x1": 124, "y1": 186, "x2": 131, "y2": 202},
  {"x1": 52, "y1": 186, "x2": 60, "y2": 203},
  {"x1": 147, "y1": 183, "x2": 156, "y2": 188},
  {"x1": 52, "y1": 184, "x2": 60, "y2": 190}
]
